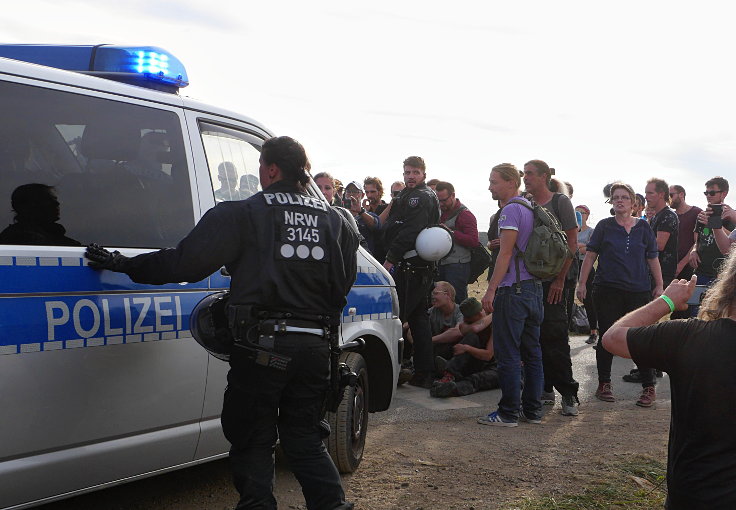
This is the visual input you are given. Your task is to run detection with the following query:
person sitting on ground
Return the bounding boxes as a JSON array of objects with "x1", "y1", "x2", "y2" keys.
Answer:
[
  {"x1": 428, "y1": 281, "x2": 464, "y2": 360},
  {"x1": 602, "y1": 260, "x2": 736, "y2": 510},
  {"x1": 431, "y1": 297, "x2": 498, "y2": 398}
]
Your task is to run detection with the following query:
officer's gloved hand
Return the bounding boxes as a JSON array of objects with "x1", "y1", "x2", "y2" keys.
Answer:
[{"x1": 85, "y1": 243, "x2": 129, "y2": 272}]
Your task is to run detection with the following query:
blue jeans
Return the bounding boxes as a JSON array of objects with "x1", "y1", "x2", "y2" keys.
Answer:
[
  {"x1": 438, "y1": 262, "x2": 471, "y2": 304},
  {"x1": 492, "y1": 280, "x2": 544, "y2": 421}
]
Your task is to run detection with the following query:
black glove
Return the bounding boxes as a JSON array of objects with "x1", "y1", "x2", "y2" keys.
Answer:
[{"x1": 85, "y1": 243, "x2": 129, "y2": 272}]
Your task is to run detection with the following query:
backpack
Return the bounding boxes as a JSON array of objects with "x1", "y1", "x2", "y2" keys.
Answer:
[
  {"x1": 440, "y1": 204, "x2": 492, "y2": 284},
  {"x1": 504, "y1": 196, "x2": 571, "y2": 281},
  {"x1": 467, "y1": 242, "x2": 493, "y2": 284}
]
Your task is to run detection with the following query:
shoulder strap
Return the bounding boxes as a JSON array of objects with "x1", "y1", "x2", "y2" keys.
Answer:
[
  {"x1": 444, "y1": 204, "x2": 468, "y2": 223},
  {"x1": 550, "y1": 192, "x2": 562, "y2": 220},
  {"x1": 501, "y1": 198, "x2": 534, "y2": 286}
]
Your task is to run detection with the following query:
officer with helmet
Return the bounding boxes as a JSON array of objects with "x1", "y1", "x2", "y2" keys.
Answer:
[
  {"x1": 383, "y1": 156, "x2": 441, "y2": 388},
  {"x1": 85, "y1": 136, "x2": 357, "y2": 510}
]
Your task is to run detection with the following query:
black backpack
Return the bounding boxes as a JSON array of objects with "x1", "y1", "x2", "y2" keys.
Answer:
[{"x1": 441, "y1": 205, "x2": 492, "y2": 284}]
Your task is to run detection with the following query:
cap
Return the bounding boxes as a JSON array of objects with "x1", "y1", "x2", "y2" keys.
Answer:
[
  {"x1": 345, "y1": 180, "x2": 363, "y2": 192},
  {"x1": 459, "y1": 297, "x2": 482, "y2": 318},
  {"x1": 575, "y1": 205, "x2": 590, "y2": 214}
]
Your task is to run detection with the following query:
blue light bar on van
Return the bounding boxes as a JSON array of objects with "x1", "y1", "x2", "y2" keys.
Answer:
[{"x1": 0, "y1": 44, "x2": 189, "y2": 90}]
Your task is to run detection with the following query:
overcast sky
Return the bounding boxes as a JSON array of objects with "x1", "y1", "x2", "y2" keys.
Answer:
[{"x1": 6, "y1": 1, "x2": 735, "y2": 229}]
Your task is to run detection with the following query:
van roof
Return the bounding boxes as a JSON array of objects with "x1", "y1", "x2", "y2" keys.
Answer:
[{"x1": 0, "y1": 54, "x2": 272, "y2": 137}]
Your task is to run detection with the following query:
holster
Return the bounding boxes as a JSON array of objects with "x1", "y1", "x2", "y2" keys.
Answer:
[
  {"x1": 227, "y1": 304, "x2": 291, "y2": 372},
  {"x1": 324, "y1": 325, "x2": 358, "y2": 414}
]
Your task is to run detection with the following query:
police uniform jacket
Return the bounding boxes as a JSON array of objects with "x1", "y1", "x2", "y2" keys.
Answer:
[
  {"x1": 383, "y1": 182, "x2": 440, "y2": 264},
  {"x1": 116, "y1": 180, "x2": 359, "y2": 322}
]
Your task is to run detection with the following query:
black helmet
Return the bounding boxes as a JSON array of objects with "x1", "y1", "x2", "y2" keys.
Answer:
[{"x1": 189, "y1": 291, "x2": 233, "y2": 361}]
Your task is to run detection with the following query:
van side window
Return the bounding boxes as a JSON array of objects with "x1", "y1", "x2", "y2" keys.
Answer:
[
  {"x1": 199, "y1": 122, "x2": 262, "y2": 202},
  {"x1": 0, "y1": 80, "x2": 194, "y2": 249}
]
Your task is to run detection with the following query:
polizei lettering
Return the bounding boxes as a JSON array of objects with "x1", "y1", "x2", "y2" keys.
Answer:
[
  {"x1": 45, "y1": 295, "x2": 183, "y2": 341},
  {"x1": 263, "y1": 192, "x2": 327, "y2": 211}
]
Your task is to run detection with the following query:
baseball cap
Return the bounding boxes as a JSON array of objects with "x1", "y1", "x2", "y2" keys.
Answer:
[{"x1": 345, "y1": 181, "x2": 363, "y2": 192}]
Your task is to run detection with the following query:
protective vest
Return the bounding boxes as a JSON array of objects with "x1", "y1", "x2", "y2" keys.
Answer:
[{"x1": 440, "y1": 205, "x2": 471, "y2": 265}]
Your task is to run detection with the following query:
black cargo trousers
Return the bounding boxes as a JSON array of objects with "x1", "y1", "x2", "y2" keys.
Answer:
[
  {"x1": 540, "y1": 281, "x2": 580, "y2": 397},
  {"x1": 394, "y1": 258, "x2": 434, "y2": 374},
  {"x1": 221, "y1": 333, "x2": 351, "y2": 510}
]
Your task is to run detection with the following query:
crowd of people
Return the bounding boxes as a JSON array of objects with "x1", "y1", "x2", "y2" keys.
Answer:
[
  {"x1": 350, "y1": 160, "x2": 733, "y2": 508},
  {"x1": 316, "y1": 161, "x2": 733, "y2": 415}
]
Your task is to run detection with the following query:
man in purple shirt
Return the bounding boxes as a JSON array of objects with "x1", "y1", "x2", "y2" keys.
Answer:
[{"x1": 478, "y1": 163, "x2": 544, "y2": 427}]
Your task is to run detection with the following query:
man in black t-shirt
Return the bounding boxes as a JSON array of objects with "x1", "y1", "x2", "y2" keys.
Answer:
[
  {"x1": 602, "y1": 269, "x2": 736, "y2": 510},
  {"x1": 645, "y1": 178, "x2": 679, "y2": 283}
]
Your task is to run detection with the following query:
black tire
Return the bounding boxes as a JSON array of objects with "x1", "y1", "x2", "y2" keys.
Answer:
[{"x1": 326, "y1": 352, "x2": 369, "y2": 473}]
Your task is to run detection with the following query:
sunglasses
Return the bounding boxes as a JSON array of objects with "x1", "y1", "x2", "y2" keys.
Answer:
[{"x1": 704, "y1": 190, "x2": 722, "y2": 196}]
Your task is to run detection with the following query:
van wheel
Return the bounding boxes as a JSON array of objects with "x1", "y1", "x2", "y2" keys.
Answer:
[{"x1": 326, "y1": 352, "x2": 369, "y2": 473}]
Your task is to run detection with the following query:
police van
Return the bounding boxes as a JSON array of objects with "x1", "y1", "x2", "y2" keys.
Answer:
[{"x1": 0, "y1": 44, "x2": 402, "y2": 509}]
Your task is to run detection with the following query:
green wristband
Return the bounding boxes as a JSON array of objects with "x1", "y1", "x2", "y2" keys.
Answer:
[{"x1": 660, "y1": 295, "x2": 675, "y2": 313}]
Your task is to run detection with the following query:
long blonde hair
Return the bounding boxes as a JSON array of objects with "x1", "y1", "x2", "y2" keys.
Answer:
[{"x1": 698, "y1": 250, "x2": 736, "y2": 320}]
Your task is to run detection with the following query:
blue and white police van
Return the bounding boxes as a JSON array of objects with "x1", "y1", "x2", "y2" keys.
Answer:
[{"x1": 0, "y1": 44, "x2": 402, "y2": 509}]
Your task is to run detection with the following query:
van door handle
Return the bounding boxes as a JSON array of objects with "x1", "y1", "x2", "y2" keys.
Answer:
[{"x1": 220, "y1": 267, "x2": 230, "y2": 277}]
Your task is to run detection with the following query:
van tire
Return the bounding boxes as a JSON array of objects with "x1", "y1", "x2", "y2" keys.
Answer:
[{"x1": 326, "y1": 352, "x2": 369, "y2": 473}]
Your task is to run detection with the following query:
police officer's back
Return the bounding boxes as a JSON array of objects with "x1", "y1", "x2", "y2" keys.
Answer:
[{"x1": 86, "y1": 136, "x2": 357, "y2": 510}]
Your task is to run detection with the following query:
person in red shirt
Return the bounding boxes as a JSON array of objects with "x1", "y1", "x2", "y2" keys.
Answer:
[{"x1": 435, "y1": 181, "x2": 479, "y2": 304}]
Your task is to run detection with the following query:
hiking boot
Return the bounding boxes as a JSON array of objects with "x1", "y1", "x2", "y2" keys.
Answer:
[
  {"x1": 585, "y1": 333, "x2": 597, "y2": 345},
  {"x1": 408, "y1": 371, "x2": 433, "y2": 389},
  {"x1": 397, "y1": 368, "x2": 413, "y2": 386},
  {"x1": 477, "y1": 411, "x2": 518, "y2": 427},
  {"x1": 541, "y1": 391, "x2": 555, "y2": 405},
  {"x1": 561, "y1": 395, "x2": 579, "y2": 416},
  {"x1": 518, "y1": 412, "x2": 542, "y2": 424},
  {"x1": 595, "y1": 382, "x2": 615, "y2": 402},
  {"x1": 434, "y1": 356, "x2": 448, "y2": 375},
  {"x1": 430, "y1": 381, "x2": 457, "y2": 398},
  {"x1": 636, "y1": 386, "x2": 656, "y2": 407}
]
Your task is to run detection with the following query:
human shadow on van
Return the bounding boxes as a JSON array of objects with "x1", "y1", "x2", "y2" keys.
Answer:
[{"x1": 0, "y1": 183, "x2": 81, "y2": 246}]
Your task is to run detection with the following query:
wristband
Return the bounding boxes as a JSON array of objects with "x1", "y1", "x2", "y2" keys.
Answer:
[{"x1": 660, "y1": 295, "x2": 675, "y2": 313}]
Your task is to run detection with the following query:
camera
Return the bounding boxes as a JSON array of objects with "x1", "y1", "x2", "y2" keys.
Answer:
[{"x1": 708, "y1": 204, "x2": 723, "y2": 229}]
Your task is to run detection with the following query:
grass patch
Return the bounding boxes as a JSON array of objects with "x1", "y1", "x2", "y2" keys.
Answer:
[{"x1": 510, "y1": 455, "x2": 667, "y2": 510}]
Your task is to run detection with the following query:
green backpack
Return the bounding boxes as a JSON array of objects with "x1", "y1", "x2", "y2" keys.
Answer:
[{"x1": 505, "y1": 196, "x2": 571, "y2": 281}]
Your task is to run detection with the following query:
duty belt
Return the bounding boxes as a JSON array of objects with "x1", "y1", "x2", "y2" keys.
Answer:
[{"x1": 259, "y1": 318, "x2": 327, "y2": 338}]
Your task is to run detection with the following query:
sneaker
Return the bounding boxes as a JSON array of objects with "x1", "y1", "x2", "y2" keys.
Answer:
[
  {"x1": 435, "y1": 371, "x2": 455, "y2": 384},
  {"x1": 561, "y1": 395, "x2": 579, "y2": 416},
  {"x1": 636, "y1": 386, "x2": 656, "y2": 407},
  {"x1": 430, "y1": 381, "x2": 457, "y2": 398},
  {"x1": 541, "y1": 391, "x2": 555, "y2": 405},
  {"x1": 656, "y1": 369, "x2": 664, "y2": 378},
  {"x1": 585, "y1": 333, "x2": 597, "y2": 344},
  {"x1": 595, "y1": 382, "x2": 615, "y2": 402},
  {"x1": 408, "y1": 372, "x2": 433, "y2": 389},
  {"x1": 518, "y1": 412, "x2": 542, "y2": 424},
  {"x1": 477, "y1": 411, "x2": 518, "y2": 427}
]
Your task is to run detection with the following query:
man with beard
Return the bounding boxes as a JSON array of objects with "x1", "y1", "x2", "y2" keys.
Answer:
[{"x1": 383, "y1": 156, "x2": 440, "y2": 388}]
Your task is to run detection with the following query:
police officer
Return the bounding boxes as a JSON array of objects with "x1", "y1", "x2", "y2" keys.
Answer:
[
  {"x1": 85, "y1": 136, "x2": 357, "y2": 510},
  {"x1": 383, "y1": 156, "x2": 440, "y2": 388}
]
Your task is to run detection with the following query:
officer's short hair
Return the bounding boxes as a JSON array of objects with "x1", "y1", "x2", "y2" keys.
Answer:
[
  {"x1": 435, "y1": 181, "x2": 454, "y2": 195},
  {"x1": 262, "y1": 136, "x2": 311, "y2": 187},
  {"x1": 403, "y1": 156, "x2": 426, "y2": 172}
]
